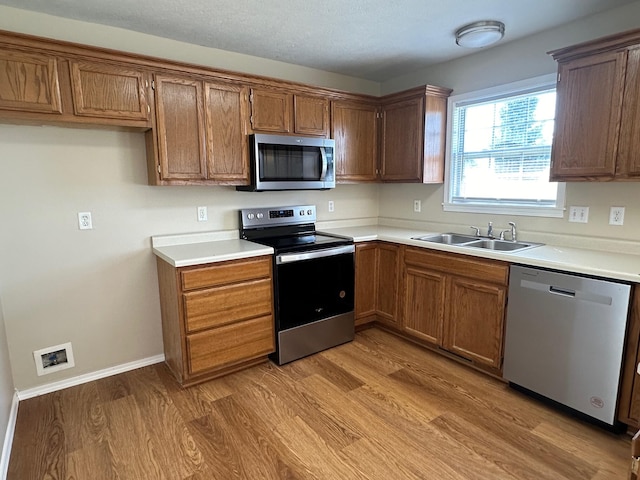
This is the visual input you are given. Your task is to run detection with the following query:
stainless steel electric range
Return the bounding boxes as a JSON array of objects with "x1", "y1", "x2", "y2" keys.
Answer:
[{"x1": 240, "y1": 205, "x2": 355, "y2": 365}]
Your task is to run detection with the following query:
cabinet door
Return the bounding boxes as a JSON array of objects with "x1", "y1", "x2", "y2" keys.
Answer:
[
  {"x1": 380, "y1": 96, "x2": 424, "y2": 182},
  {"x1": 69, "y1": 60, "x2": 150, "y2": 121},
  {"x1": 617, "y1": 287, "x2": 640, "y2": 427},
  {"x1": 294, "y1": 94, "x2": 329, "y2": 137},
  {"x1": 0, "y1": 50, "x2": 62, "y2": 114},
  {"x1": 204, "y1": 82, "x2": 249, "y2": 184},
  {"x1": 617, "y1": 46, "x2": 640, "y2": 178},
  {"x1": 403, "y1": 266, "x2": 446, "y2": 345},
  {"x1": 376, "y1": 243, "x2": 400, "y2": 325},
  {"x1": 154, "y1": 75, "x2": 207, "y2": 180},
  {"x1": 551, "y1": 51, "x2": 627, "y2": 179},
  {"x1": 445, "y1": 276, "x2": 506, "y2": 368},
  {"x1": 250, "y1": 88, "x2": 292, "y2": 133},
  {"x1": 355, "y1": 243, "x2": 377, "y2": 326},
  {"x1": 331, "y1": 100, "x2": 378, "y2": 182}
]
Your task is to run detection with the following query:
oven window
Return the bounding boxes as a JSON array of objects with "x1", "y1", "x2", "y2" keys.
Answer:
[
  {"x1": 259, "y1": 145, "x2": 322, "y2": 181},
  {"x1": 276, "y1": 252, "x2": 354, "y2": 330}
]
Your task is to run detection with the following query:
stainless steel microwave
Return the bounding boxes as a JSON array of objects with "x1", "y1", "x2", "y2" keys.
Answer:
[{"x1": 237, "y1": 134, "x2": 335, "y2": 191}]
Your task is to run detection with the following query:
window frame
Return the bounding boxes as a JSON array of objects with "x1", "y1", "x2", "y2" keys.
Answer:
[{"x1": 443, "y1": 73, "x2": 565, "y2": 218}]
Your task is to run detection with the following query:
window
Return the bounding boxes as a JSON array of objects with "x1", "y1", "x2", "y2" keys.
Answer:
[{"x1": 444, "y1": 74, "x2": 565, "y2": 217}]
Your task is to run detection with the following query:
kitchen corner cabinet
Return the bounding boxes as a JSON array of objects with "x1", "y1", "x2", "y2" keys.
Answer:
[
  {"x1": 379, "y1": 85, "x2": 451, "y2": 183},
  {"x1": 156, "y1": 255, "x2": 275, "y2": 386},
  {"x1": 402, "y1": 248, "x2": 508, "y2": 372},
  {"x1": 331, "y1": 99, "x2": 379, "y2": 182},
  {"x1": 354, "y1": 242, "x2": 401, "y2": 327},
  {"x1": 550, "y1": 29, "x2": 640, "y2": 181},
  {"x1": 249, "y1": 88, "x2": 329, "y2": 137},
  {"x1": 149, "y1": 73, "x2": 249, "y2": 185}
]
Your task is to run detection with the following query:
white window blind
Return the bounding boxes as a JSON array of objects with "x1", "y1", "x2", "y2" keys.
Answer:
[{"x1": 444, "y1": 75, "x2": 565, "y2": 217}]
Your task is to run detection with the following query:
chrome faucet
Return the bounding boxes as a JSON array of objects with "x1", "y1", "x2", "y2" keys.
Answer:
[
  {"x1": 508, "y1": 221, "x2": 517, "y2": 242},
  {"x1": 487, "y1": 221, "x2": 493, "y2": 239},
  {"x1": 470, "y1": 226, "x2": 481, "y2": 236}
]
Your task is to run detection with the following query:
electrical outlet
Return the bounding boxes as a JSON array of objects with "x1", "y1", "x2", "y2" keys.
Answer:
[
  {"x1": 78, "y1": 212, "x2": 93, "y2": 230},
  {"x1": 328, "y1": 200, "x2": 335, "y2": 213},
  {"x1": 609, "y1": 206, "x2": 625, "y2": 226},
  {"x1": 568, "y1": 206, "x2": 589, "y2": 223},
  {"x1": 197, "y1": 206, "x2": 207, "y2": 222},
  {"x1": 413, "y1": 200, "x2": 421, "y2": 213}
]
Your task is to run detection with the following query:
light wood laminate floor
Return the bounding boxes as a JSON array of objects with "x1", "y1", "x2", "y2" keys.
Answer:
[{"x1": 9, "y1": 328, "x2": 630, "y2": 479}]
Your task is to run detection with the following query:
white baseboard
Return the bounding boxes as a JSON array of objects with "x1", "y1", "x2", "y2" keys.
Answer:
[
  {"x1": 0, "y1": 391, "x2": 19, "y2": 480},
  {"x1": 17, "y1": 354, "x2": 165, "y2": 401}
]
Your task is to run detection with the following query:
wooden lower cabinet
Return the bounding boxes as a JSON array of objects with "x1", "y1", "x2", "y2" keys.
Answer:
[
  {"x1": 617, "y1": 287, "x2": 640, "y2": 427},
  {"x1": 402, "y1": 247, "x2": 509, "y2": 373},
  {"x1": 354, "y1": 242, "x2": 400, "y2": 327},
  {"x1": 156, "y1": 255, "x2": 275, "y2": 386}
]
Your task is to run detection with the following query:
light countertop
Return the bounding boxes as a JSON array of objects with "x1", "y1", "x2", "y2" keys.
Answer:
[
  {"x1": 151, "y1": 231, "x2": 273, "y2": 267},
  {"x1": 151, "y1": 226, "x2": 640, "y2": 283},
  {"x1": 321, "y1": 225, "x2": 640, "y2": 283}
]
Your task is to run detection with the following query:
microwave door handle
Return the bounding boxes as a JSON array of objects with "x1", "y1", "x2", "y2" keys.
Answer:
[{"x1": 319, "y1": 147, "x2": 328, "y2": 180}]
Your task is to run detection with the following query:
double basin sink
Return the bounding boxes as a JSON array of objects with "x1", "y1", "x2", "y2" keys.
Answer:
[{"x1": 412, "y1": 233, "x2": 542, "y2": 253}]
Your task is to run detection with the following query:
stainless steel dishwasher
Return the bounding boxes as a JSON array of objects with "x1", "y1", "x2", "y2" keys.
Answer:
[{"x1": 503, "y1": 265, "x2": 631, "y2": 426}]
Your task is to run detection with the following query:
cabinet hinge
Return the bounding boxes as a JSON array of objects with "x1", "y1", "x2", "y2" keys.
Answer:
[
  {"x1": 250, "y1": 115, "x2": 254, "y2": 125},
  {"x1": 147, "y1": 105, "x2": 151, "y2": 114},
  {"x1": 151, "y1": 80, "x2": 156, "y2": 90},
  {"x1": 557, "y1": 72, "x2": 561, "y2": 83},
  {"x1": 249, "y1": 92, "x2": 254, "y2": 102},
  {"x1": 157, "y1": 164, "x2": 161, "y2": 174}
]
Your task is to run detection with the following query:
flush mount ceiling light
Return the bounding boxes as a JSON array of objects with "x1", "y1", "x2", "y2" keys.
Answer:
[{"x1": 455, "y1": 20, "x2": 505, "y2": 48}]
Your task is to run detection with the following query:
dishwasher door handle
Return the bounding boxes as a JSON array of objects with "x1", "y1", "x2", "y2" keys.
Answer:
[{"x1": 549, "y1": 286, "x2": 575, "y2": 297}]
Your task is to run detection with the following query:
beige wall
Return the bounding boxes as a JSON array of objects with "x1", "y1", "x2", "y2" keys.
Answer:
[
  {"x1": 378, "y1": 2, "x2": 640, "y2": 245},
  {"x1": 0, "y1": 6, "x2": 380, "y2": 96},
  {"x1": 381, "y1": 2, "x2": 640, "y2": 95},
  {"x1": 0, "y1": 125, "x2": 377, "y2": 390},
  {"x1": 0, "y1": 295, "x2": 15, "y2": 464}
]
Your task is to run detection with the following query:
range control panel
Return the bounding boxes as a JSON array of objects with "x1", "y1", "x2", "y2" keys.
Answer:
[{"x1": 240, "y1": 205, "x2": 316, "y2": 228}]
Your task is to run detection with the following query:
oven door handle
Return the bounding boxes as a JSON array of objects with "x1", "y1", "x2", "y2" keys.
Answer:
[{"x1": 276, "y1": 245, "x2": 355, "y2": 264}]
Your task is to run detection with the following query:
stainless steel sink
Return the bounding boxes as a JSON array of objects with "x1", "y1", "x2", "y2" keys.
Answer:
[
  {"x1": 465, "y1": 239, "x2": 541, "y2": 252},
  {"x1": 412, "y1": 233, "x2": 542, "y2": 253},
  {"x1": 411, "y1": 233, "x2": 480, "y2": 245}
]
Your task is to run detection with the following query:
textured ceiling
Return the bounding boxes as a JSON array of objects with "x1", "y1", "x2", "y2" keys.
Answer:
[{"x1": 0, "y1": 0, "x2": 636, "y2": 81}]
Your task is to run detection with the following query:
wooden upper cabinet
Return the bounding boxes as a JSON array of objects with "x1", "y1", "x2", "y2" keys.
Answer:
[
  {"x1": 0, "y1": 50, "x2": 62, "y2": 114},
  {"x1": 69, "y1": 60, "x2": 150, "y2": 122},
  {"x1": 379, "y1": 86, "x2": 451, "y2": 183},
  {"x1": 249, "y1": 88, "x2": 329, "y2": 137},
  {"x1": 249, "y1": 88, "x2": 292, "y2": 133},
  {"x1": 617, "y1": 46, "x2": 640, "y2": 177},
  {"x1": 294, "y1": 94, "x2": 329, "y2": 136},
  {"x1": 204, "y1": 82, "x2": 250, "y2": 184},
  {"x1": 549, "y1": 29, "x2": 640, "y2": 181},
  {"x1": 380, "y1": 96, "x2": 424, "y2": 182},
  {"x1": 550, "y1": 51, "x2": 626, "y2": 179},
  {"x1": 154, "y1": 74, "x2": 207, "y2": 181},
  {"x1": 331, "y1": 100, "x2": 378, "y2": 182}
]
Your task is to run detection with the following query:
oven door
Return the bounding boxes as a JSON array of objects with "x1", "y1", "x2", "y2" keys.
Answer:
[{"x1": 275, "y1": 245, "x2": 354, "y2": 331}]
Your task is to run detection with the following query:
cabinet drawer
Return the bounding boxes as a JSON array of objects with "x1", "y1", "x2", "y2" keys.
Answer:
[
  {"x1": 187, "y1": 314, "x2": 275, "y2": 375},
  {"x1": 404, "y1": 247, "x2": 508, "y2": 285},
  {"x1": 180, "y1": 256, "x2": 271, "y2": 291},
  {"x1": 184, "y1": 277, "x2": 272, "y2": 332}
]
